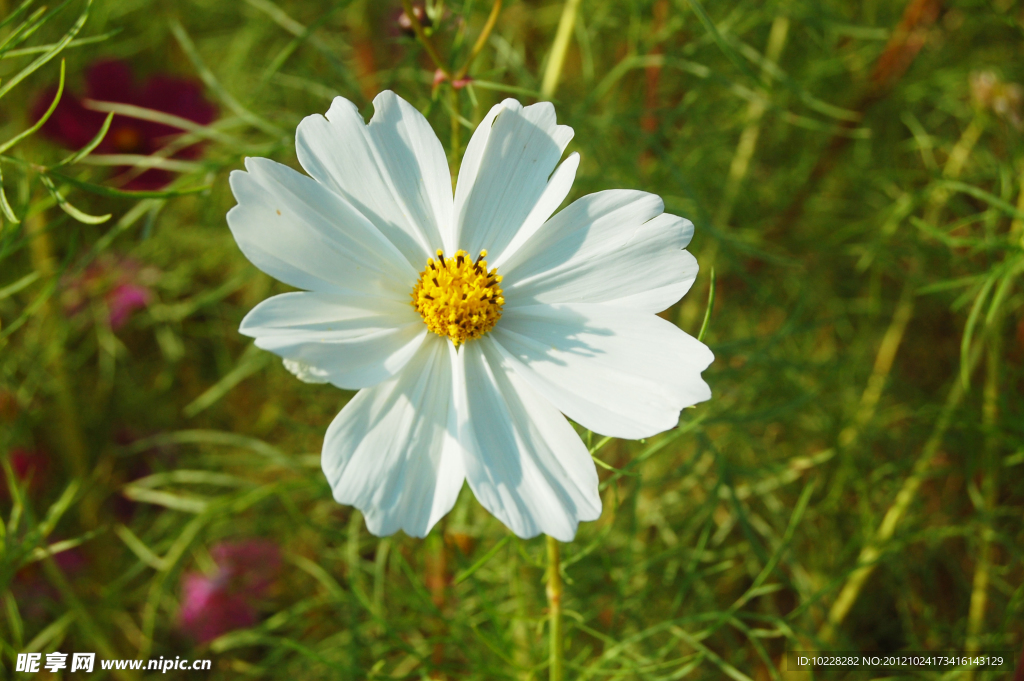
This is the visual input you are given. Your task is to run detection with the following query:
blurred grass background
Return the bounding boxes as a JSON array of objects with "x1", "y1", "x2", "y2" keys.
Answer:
[{"x1": 1, "y1": 0, "x2": 1023, "y2": 678}]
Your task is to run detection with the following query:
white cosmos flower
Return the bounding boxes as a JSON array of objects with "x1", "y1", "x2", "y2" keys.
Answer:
[{"x1": 226, "y1": 91, "x2": 713, "y2": 542}]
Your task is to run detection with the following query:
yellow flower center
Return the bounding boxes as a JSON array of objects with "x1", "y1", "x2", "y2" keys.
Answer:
[{"x1": 411, "y1": 249, "x2": 504, "y2": 347}]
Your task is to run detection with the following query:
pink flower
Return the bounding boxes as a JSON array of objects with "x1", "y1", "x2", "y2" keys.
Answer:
[
  {"x1": 178, "y1": 540, "x2": 281, "y2": 643},
  {"x1": 61, "y1": 254, "x2": 158, "y2": 330},
  {"x1": 33, "y1": 59, "x2": 216, "y2": 190},
  {"x1": 107, "y1": 283, "x2": 152, "y2": 329},
  {"x1": 179, "y1": 573, "x2": 257, "y2": 644}
]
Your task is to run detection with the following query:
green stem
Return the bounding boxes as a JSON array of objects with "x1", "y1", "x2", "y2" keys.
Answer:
[
  {"x1": 546, "y1": 535, "x2": 563, "y2": 681},
  {"x1": 821, "y1": 109, "x2": 990, "y2": 642},
  {"x1": 819, "y1": 342, "x2": 984, "y2": 642},
  {"x1": 453, "y1": 0, "x2": 503, "y2": 82},
  {"x1": 964, "y1": 220, "x2": 1007, "y2": 673},
  {"x1": 540, "y1": 0, "x2": 583, "y2": 99},
  {"x1": 26, "y1": 211, "x2": 89, "y2": 481},
  {"x1": 713, "y1": 13, "x2": 789, "y2": 231}
]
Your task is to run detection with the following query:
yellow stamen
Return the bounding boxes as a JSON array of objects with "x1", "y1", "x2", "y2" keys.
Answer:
[{"x1": 411, "y1": 249, "x2": 504, "y2": 346}]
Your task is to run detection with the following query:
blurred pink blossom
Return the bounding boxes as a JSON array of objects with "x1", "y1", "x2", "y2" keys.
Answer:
[
  {"x1": 179, "y1": 539, "x2": 281, "y2": 643},
  {"x1": 107, "y1": 283, "x2": 152, "y2": 329},
  {"x1": 179, "y1": 573, "x2": 257, "y2": 643},
  {"x1": 32, "y1": 59, "x2": 216, "y2": 190},
  {"x1": 61, "y1": 254, "x2": 159, "y2": 330}
]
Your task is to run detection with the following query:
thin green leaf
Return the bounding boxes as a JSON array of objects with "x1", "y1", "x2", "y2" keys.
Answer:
[
  {"x1": 0, "y1": 0, "x2": 75, "y2": 54},
  {"x1": 23, "y1": 612, "x2": 75, "y2": 654},
  {"x1": 681, "y1": 0, "x2": 764, "y2": 88},
  {"x1": 960, "y1": 270, "x2": 999, "y2": 389},
  {"x1": 82, "y1": 99, "x2": 244, "y2": 146},
  {"x1": 985, "y1": 263, "x2": 1023, "y2": 327},
  {"x1": 698, "y1": 267, "x2": 716, "y2": 342},
  {"x1": 52, "y1": 112, "x2": 113, "y2": 168},
  {"x1": 114, "y1": 524, "x2": 168, "y2": 570},
  {"x1": 454, "y1": 536, "x2": 512, "y2": 585},
  {"x1": 467, "y1": 79, "x2": 543, "y2": 97},
  {"x1": 0, "y1": 0, "x2": 90, "y2": 100},
  {"x1": 128, "y1": 470, "x2": 252, "y2": 489},
  {"x1": 244, "y1": 0, "x2": 360, "y2": 95},
  {"x1": 941, "y1": 180, "x2": 1024, "y2": 220},
  {"x1": 0, "y1": 272, "x2": 40, "y2": 301},
  {"x1": 0, "y1": 0, "x2": 36, "y2": 34},
  {"x1": 182, "y1": 344, "x2": 272, "y2": 417},
  {"x1": 120, "y1": 486, "x2": 210, "y2": 513},
  {"x1": 168, "y1": 19, "x2": 284, "y2": 137},
  {"x1": 0, "y1": 162, "x2": 19, "y2": 223},
  {"x1": 0, "y1": 58, "x2": 65, "y2": 156},
  {"x1": 3, "y1": 593, "x2": 24, "y2": 650},
  {"x1": 26, "y1": 532, "x2": 102, "y2": 564},
  {"x1": 728, "y1": 30, "x2": 861, "y2": 122},
  {"x1": 122, "y1": 429, "x2": 295, "y2": 469},
  {"x1": 38, "y1": 174, "x2": 111, "y2": 224},
  {"x1": 38, "y1": 479, "x2": 82, "y2": 538},
  {"x1": 47, "y1": 170, "x2": 211, "y2": 199},
  {"x1": 588, "y1": 435, "x2": 614, "y2": 455},
  {"x1": 0, "y1": 6, "x2": 48, "y2": 54},
  {"x1": 257, "y1": 7, "x2": 340, "y2": 90},
  {"x1": 917, "y1": 273, "x2": 990, "y2": 295},
  {"x1": 1, "y1": 30, "x2": 117, "y2": 58}
]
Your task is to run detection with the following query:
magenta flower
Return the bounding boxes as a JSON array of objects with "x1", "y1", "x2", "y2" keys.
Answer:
[
  {"x1": 33, "y1": 59, "x2": 216, "y2": 190},
  {"x1": 179, "y1": 540, "x2": 281, "y2": 643}
]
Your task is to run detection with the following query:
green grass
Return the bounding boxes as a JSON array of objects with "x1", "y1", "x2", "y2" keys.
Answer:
[{"x1": 1, "y1": 0, "x2": 1022, "y2": 678}]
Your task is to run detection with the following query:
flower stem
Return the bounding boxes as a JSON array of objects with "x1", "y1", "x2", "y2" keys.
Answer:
[
  {"x1": 540, "y1": 0, "x2": 583, "y2": 100},
  {"x1": 546, "y1": 535, "x2": 563, "y2": 681},
  {"x1": 713, "y1": 13, "x2": 789, "y2": 231},
  {"x1": 819, "y1": 341, "x2": 983, "y2": 642},
  {"x1": 963, "y1": 326, "x2": 1001, "y2": 675},
  {"x1": 401, "y1": 0, "x2": 449, "y2": 78},
  {"x1": 453, "y1": 0, "x2": 503, "y2": 82}
]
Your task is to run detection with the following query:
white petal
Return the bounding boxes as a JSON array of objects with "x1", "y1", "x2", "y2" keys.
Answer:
[
  {"x1": 492, "y1": 152, "x2": 580, "y2": 269},
  {"x1": 283, "y1": 359, "x2": 331, "y2": 384},
  {"x1": 240, "y1": 292, "x2": 426, "y2": 390},
  {"x1": 493, "y1": 304, "x2": 713, "y2": 439},
  {"x1": 296, "y1": 93, "x2": 454, "y2": 267},
  {"x1": 454, "y1": 100, "x2": 574, "y2": 261},
  {"x1": 321, "y1": 336, "x2": 465, "y2": 538},
  {"x1": 500, "y1": 190, "x2": 697, "y2": 313},
  {"x1": 453, "y1": 339, "x2": 601, "y2": 541},
  {"x1": 227, "y1": 157, "x2": 414, "y2": 298}
]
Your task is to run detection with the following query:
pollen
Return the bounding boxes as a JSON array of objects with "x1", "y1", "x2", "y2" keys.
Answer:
[{"x1": 412, "y1": 249, "x2": 504, "y2": 347}]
